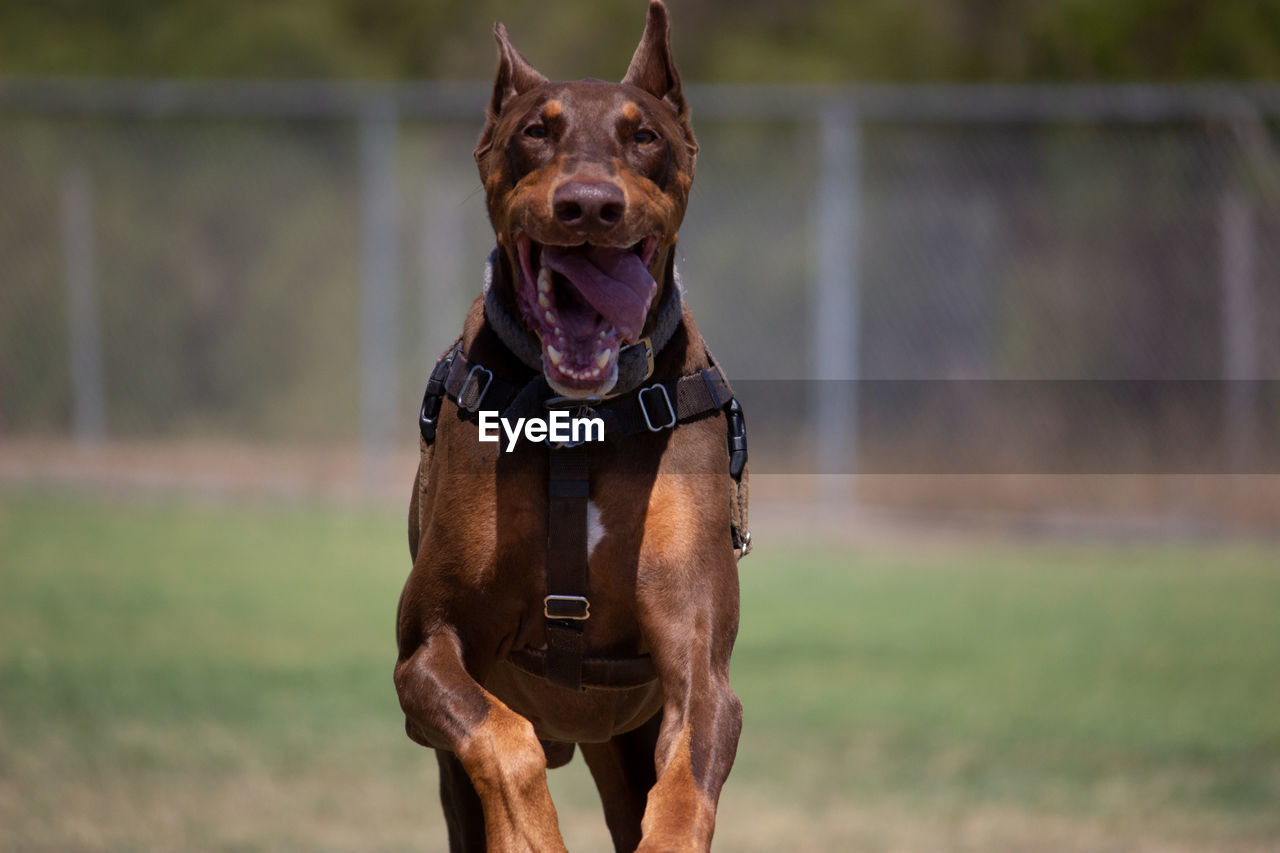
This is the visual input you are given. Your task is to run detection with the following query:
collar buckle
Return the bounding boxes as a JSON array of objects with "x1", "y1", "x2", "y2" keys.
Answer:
[{"x1": 636, "y1": 337, "x2": 655, "y2": 381}]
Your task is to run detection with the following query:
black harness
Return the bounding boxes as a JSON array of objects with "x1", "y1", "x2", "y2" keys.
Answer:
[
  {"x1": 420, "y1": 342, "x2": 741, "y2": 444},
  {"x1": 416, "y1": 282, "x2": 749, "y2": 692}
]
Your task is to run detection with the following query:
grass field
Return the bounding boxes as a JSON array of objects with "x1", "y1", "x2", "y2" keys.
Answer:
[{"x1": 2, "y1": 488, "x2": 1279, "y2": 851}]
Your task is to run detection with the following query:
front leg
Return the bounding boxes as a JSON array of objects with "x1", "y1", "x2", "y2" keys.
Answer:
[
  {"x1": 395, "y1": 629, "x2": 569, "y2": 853},
  {"x1": 635, "y1": 552, "x2": 743, "y2": 852}
]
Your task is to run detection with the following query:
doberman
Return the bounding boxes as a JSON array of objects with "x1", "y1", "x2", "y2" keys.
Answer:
[{"x1": 395, "y1": 2, "x2": 748, "y2": 850}]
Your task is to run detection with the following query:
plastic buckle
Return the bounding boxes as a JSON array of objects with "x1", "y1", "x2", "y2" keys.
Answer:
[
  {"x1": 638, "y1": 383, "x2": 677, "y2": 432},
  {"x1": 418, "y1": 393, "x2": 443, "y2": 442},
  {"x1": 544, "y1": 595, "x2": 590, "y2": 621},
  {"x1": 418, "y1": 350, "x2": 457, "y2": 443},
  {"x1": 726, "y1": 397, "x2": 748, "y2": 480},
  {"x1": 459, "y1": 365, "x2": 493, "y2": 412}
]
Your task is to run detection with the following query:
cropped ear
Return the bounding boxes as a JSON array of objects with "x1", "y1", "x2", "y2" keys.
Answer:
[
  {"x1": 623, "y1": 1, "x2": 684, "y2": 114},
  {"x1": 475, "y1": 21, "x2": 548, "y2": 162},
  {"x1": 621, "y1": 0, "x2": 697, "y2": 156}
]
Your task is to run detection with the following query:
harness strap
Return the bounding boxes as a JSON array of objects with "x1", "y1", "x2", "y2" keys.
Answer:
[
  {"x1": 415, "y1": 339, "x2": 749, "y2": 690},
  {"x1": 443, "y1": 347, "x2": 523, "y2": 415},
  {"x1": 544, "y1": 445, "x2": 590, "y2": 690},
  {"x1": 424, "y1": 345, "x2": 735, "y2": 440},
  {"x1": 591, "y1": 368, "x2": 734, "y2": 436},
  {"x1": 505, "y1": 646, "x2": 657, "y2": 689}
]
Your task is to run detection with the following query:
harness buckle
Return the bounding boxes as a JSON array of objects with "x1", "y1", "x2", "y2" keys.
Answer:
[
  {"x1": 638, "y1": 383, "x2": 677, "y2": 432},
  {"x1": 726, "y1": 397, "x2": 748, "y2": 481},
  {"x1": 418, "y1": 348, "x2": 458, "y2": 443},
  {"x1": 459, "y1": 365, "x2": 493, "y2": 412},
  {"x1": 544, "y1": 595, "x2": 590, "y2": 621}
]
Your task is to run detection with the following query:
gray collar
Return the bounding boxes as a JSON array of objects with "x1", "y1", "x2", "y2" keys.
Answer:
[{"x1": 481, "y1": 249, "x2": 685, "y2": 395}]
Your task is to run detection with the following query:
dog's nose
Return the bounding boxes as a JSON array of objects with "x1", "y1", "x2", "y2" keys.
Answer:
[{"x1": 553, "y1": 181, "x2": 626, "y2": 233}]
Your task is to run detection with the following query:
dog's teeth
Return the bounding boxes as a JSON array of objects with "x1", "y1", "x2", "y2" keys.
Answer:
[
  {"x1": 537, "y1": 268, "x2": 552, "y2": 295},
  {"x1": 595, "y1": 351, "x2": 610, "y2": 368},
  {"x1": 547, "y1": 345, "x2": 563, "y2": 365},
  {"x1": 598, "y1": 330, "x2": 607, "y2": 340},
  {"x1": 537, "y1": 292, "x2": 550, "y2": 309},
  {"x1": 544, "y1": 310, "x2": 556, "y2": 325}
]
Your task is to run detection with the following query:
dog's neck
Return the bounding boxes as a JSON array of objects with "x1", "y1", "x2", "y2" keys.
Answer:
[{"x1": 481, "y1": 248, "x2": 686, "y2": 395}]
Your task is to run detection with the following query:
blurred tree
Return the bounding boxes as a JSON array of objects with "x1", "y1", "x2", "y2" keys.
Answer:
[{"x1": 1, "y1": 0, "x2": 1278, "y2": 82}]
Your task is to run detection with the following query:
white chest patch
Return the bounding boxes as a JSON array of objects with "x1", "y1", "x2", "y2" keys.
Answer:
[{"x1": 587, "y1": 499, "x2": 606, "y2": 558}]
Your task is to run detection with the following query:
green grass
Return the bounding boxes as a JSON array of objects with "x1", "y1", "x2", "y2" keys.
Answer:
[
  {"x1": 2, "y1": 489, "x2": 1279, "y2": 850},
  {"x1": 735, "y1": 545, "x2": 1280, "y2": 818}
]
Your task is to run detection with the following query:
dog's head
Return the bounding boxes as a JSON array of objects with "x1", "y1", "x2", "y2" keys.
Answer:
[{"x1": 474, "y1": 0, "x2": 697, "y2": 398}]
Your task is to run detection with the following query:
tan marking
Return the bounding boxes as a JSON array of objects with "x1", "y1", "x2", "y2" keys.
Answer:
[
  {"x1": 639, "y1": 726, "x2": 719, "y2": 848},
  {"x1": 458, "y1": 703, "x2": 569, "y2": 851},
  {"x1": 622, "y1": 101, "x2": 643, "y2": 123},
  {"x1": 543, "y1": 99, "x2": 564, "y2": 120}
]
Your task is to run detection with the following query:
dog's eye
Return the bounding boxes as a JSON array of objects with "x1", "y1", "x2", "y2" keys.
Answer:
[
  {"x1": 634, "y1": 129, "x2": 659, "y2": 145},
  {"x1": 524, "y1": 124, "x2": 549, "y2": 140}
]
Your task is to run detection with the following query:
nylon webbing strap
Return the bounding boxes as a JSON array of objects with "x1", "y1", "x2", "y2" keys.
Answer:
[
  {"x1": 597, "y1": 368, "x2": 734, "y2": 436},
  {"x1": 442, "y1": 350, "x2": 524, "y2": 414},
  {"x1": 506, "y1": 646, "x2": 656, "y2": 689},
  {"x1": 545, "y1": 445, "x2": 590, "y2": 690}
]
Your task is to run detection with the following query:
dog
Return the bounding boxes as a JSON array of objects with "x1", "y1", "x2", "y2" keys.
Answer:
[{"x1": 395, "y1": 2, "x2": 749, "y2": 850}]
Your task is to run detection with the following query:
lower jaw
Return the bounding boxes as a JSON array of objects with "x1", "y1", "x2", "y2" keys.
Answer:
[{"x1": 543, "y1": 352, "x2": 619, "y2": 398}]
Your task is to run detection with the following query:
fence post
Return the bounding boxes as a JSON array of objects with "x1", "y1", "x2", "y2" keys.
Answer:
[
  {"x1": 1218, "y1": 189, "x2": 1259, "y2": 473},
  {"x1": 359, "y1": 94, "x2": 400, "y2": 488},
  {"x1": 61, "y1": 163, "x2": 106, "y2": 446},
  {"x1": 420, "y1": 162, "x2": 467, "y2": 366},
  {"x1": 812, "y1": 99, "x2": 861, "y2": 502}
]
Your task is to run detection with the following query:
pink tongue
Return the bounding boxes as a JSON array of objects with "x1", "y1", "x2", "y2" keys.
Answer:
[{"x1": 541, "y1": 246, "x2": 657, "y2": 342}]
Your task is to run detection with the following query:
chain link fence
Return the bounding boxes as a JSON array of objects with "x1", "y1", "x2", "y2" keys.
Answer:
[{"x1": 2, "y1": 80, "x2": 1278, "y2": 515}]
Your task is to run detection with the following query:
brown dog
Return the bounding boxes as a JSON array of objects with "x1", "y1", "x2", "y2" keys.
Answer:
[{"x1": 395, "y1": 3, "x2": 748, "y2": 850}]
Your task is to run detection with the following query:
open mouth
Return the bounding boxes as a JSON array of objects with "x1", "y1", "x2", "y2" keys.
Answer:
[{"x1": 515, "y1": 233, "x2": 661, "y2": 397}]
